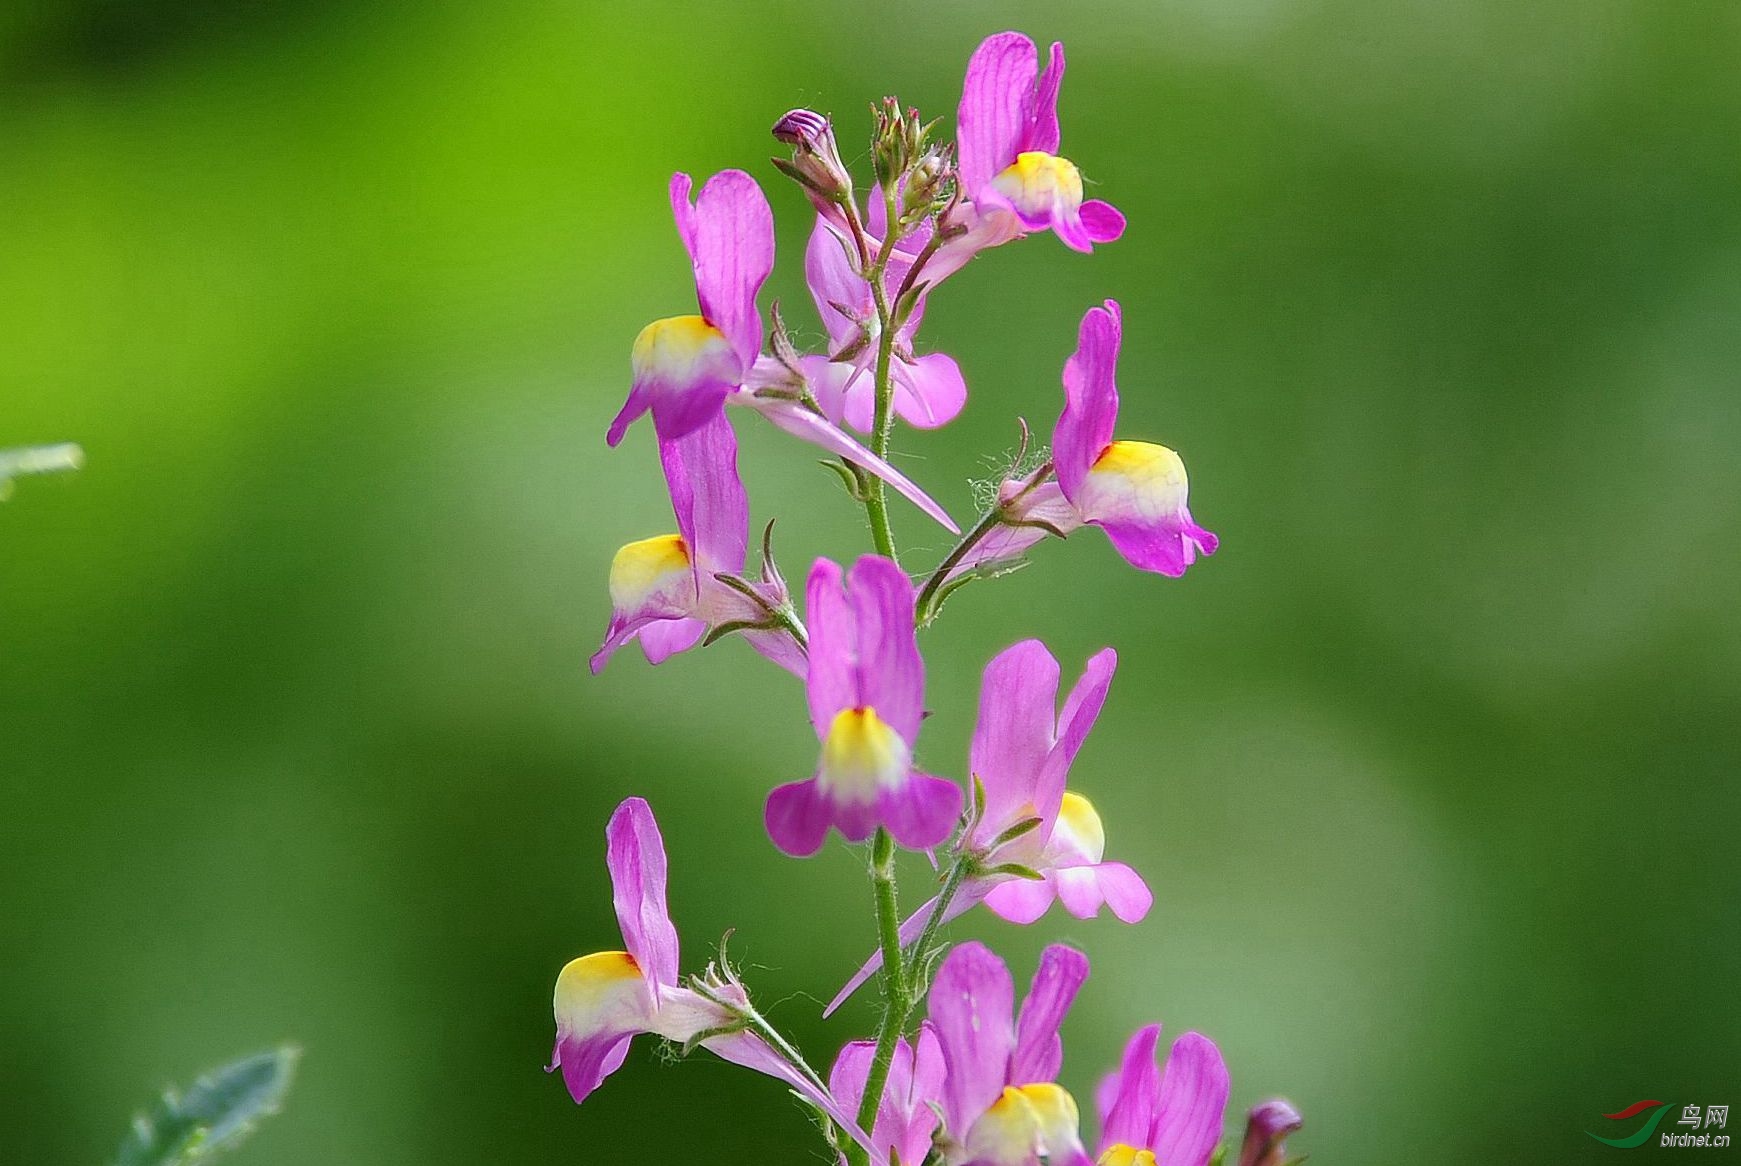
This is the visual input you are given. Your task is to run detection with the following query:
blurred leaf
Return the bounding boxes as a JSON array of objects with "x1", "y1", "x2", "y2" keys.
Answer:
[{"x1": 113, "y1": 1046, "x2": 299, "y2": 1166}]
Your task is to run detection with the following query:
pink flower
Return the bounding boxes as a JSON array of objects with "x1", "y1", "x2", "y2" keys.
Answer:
[
  {"x1": 825, "y1": 640, "x2": 1149, "y2": 1016},
  {"x1": 548, "y1": 799, "x2": 874, "y2": 1151},
  {"x1": 610, "y1": 171, "x2": 773, "y2": 447},
  {"x1": 829, "y1": 1025, "x2": 947, "y2": 1166},
  {"x1": 1051, "y1": 300, "x2": 1217, "y2": 576},
  {"x1": 590, "y1": 412, "x2": 803, "y2": 676},
  {"x1": 608, "y1": 170, "x2": 960, "y2": 533},
  {"x1": 801, "y1": 206, "x2": 968, "y2": 433},
  {"x1": 927, "y1": 942, "x2": 1094, "y2": 1166},
  {"x1": 1094, "y1": 1026, "x2": 1231, "y2": 1166},
  {"x1": 948, "y1": 32, "x2": 1125, "y2": 263},
  {"x1": 764, "y1": 556, "x2": 964, "y2": 856}
]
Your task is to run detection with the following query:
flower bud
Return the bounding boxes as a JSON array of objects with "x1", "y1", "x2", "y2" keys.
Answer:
[
  {"x1": 770, "y1": 108, "x2": 854, "y2": 210},
  {"x1": 901, "y1": 146, "x2": 954, "y2": 221},
  {"x1": 771, "y1": 108, "x2": 829, "y2": 147},
  {"x1": 1237, "y1": 1099, "x2": 1303, "y2": 1166}
]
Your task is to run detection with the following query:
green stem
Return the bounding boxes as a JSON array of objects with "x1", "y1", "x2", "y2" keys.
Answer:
[
  {"x1": 913, "y1": 507, "x2": 1004, "y2": 625},
  {"x1": 863, "y1": 275, "x2": 900, "y2": 563},
  {"x1": 900, "y1": 854, "x2": 972, "y2": 1029},
  {"x1": 849, "y1": 828, "x2": 907, "y2": 1165},
  {"x1": 688, "y1": 981, "x2": 828, "y2": 1094}
]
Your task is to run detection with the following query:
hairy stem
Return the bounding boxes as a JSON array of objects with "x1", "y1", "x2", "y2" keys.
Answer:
[
  {"x1": 689, "y1": 981, "x2": 828, "y2": 1094},
  {"x1": 863, "y1": 268, "x2": 901, "y2": 564},
  {"x1": 849, "y1": 827, "x2": 907, "y2": 1163},
  {"x1": 913, "y1": 507, "x2": 1004, "y2": 625},
  {"x1": 900, "y1": 853, "x2": 971, "y2": 1030}
]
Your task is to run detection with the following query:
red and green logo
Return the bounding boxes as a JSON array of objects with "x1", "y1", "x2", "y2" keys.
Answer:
[{"x1": 1588, "y1": 1100, "x2": 1673, "y2": 1148}]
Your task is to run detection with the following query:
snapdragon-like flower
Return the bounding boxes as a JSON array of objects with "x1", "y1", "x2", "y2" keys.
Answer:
[
  {"x1": 549, "y1": 798, "x2": 874, "y2": 1150},
  {"x1": 1051, "y1": 300, "x2": 1217, "y2": 575},
  {"x1": 963, "y1": 639, "x2": 1151, "y2": 924},
  {"x1": 609, "y1": 169, "x2": 959, "y2": 533},
  {"x1": 609, "y1": 171, "x2": 772, "y2": 446},
  {"x1": 928, "y1": 942, "x2": 1094, "y2": 1166},
  {"x1": 960, "y1": 300, "x2": 1216, "y2": 582},
  {"x1": 829, "y1": 1025, "x2": 946, "y2": 1166},
  {"x1": 802, "y1": 205, "x2": 967, "y2": 432},
  {"x1": 950, "y1": 32, "x2": 1125, "y2": 260},
  {"x1": 826, "y1": 639, "x2": 1149, "y2": 1015},
  {"x1": 590, "y1": 412, "x2": 802, "y2": 676},
  {"x1": 1094, "y1": 1025, "x2": 1230, "y2": 1166},
  {"x1": 765, "y1": 556, "x2": 963, "y2": 856}
]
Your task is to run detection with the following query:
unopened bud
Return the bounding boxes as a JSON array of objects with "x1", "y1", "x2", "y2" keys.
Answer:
[
  {"x1": 772, "y1": 108, "x2": 830, "y2": 148},
  {"x1": 770, "y1": 108, "x2": 854, "y2": 211},
  {"x1": 901, "y1": 147, "x2": 953, "y2": 220},
  {"x1": 1237, "y1": 1099, "x2": 1303, "y2": 1166}
]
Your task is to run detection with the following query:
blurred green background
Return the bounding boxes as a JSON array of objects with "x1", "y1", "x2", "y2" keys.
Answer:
[{"x1": 3, "y1": 1, "x2": 1738, "y2": 1162}]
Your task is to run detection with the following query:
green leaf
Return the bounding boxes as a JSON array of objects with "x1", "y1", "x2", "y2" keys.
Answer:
[{"x1": 113, "y1": 1046, "x2": 299, "y2": 1166}]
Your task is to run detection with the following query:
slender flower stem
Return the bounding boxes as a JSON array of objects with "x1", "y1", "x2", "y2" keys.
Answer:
[
  {"x1": 849, "y1": 827, "x2": 907, "y2": 1165},
  {"x1": 900, "y1": 853, "x2": 971, "y2": 1024},
  {"x1": 863, "y1": 269, "x2": 901, "y2": 564},
  {"x1": 913, "y1": 507, "x2": 1004, "y2": 625},
  {"x1": 689, "y1": 981, "x2": 828, "y2": 1094}
]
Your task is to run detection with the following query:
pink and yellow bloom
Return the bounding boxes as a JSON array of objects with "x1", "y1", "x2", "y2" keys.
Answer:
[
  {"x1": 962, "y1": 639, "x2": 1151, "y2": 925},
  {"x1": 1094, "y1": 1025, "x2": 1230, "y2": 1166},
  {"x1": 591, "y1": 412, "x2": 803, "y2": 676},
  {"x1": 764, "y1": 556, "x2": 963, "y2": 856},
  {"x1": 548, "y1": 798, "x2": 873, "y2": 1150},
  {"x1": 950, "y1": 32, "x2": 1125, "y2": 260},
  {"x1": 610, "y1": 171, "x2": 773, "y2": 446},
  {"x1": 826, "y1": 639, "x2": 1149, "y2": 1015},
  {"x1": 928, "y1": 942, "x2": 1094, "y2": 1166},
  {"x1": 802, "y1": 206, "x2": 968, "y2": 432},
  {"x1": 1051, "y1": 300, "x2": 1217, "y2": 576},
  {"x1": 608, "y1": 169, "x2": 959, "y2": 534}
]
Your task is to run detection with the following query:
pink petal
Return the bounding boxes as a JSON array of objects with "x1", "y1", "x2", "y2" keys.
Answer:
[
  {"x1": 551, "y1": 1030, "x2": 635, "y2": 1106},
  {"x1": 844, "y1": 556, "x2": 925, "y2": 742},
  {"x1": 1034, "y1": 647, "x2": 1117, "y2": 834},
  {"x1": 969, "y1": 640, "x2": 1062, "y2": 847},
  {"x1": 1081, "y1": 199, "x2": 1126, "y2": 243},
  {"x1": 1027, "y1": 41, "x2": 1065, "y2": 155},
  {"x1": 1010, "y1": 944, "x2": 1089, "y2": 1084},
  {"x1": 673, "y1": 170, "x2": 775, "y2": 371},
  {"x1": 1055, "y1": 865, "x2": 1106, "y2": 919},
  {"x1": 638, "y1": 617, "x2": 706, "y2": 665},
  {"x1": 929, "y1": 941, "x2": 1017, "y2": 1136},
  {"x1": 879, "y1": 772, "x2": 964, "y2": 852},
  {"x1": 1152, "y1": 1033, "x2": 1230, "y2": 1166},
  {"x1": 805, "y1": 216, "x2": 865, "y2": 350},
  {"x1": 657, "y1": 410, "x2": 748, "y2": 574},
  {"x1": 1098, "y1": 516, "x2": 1207, "y2": 578},
  {"x1": 958, "y1": 32, "x2": 1041, "y2": 198},
  {"x1": 1099, "y1": 1024, "x2": 1164, "y2": 1152},
  {"x1": 605, "y1": 798, "x2": 680, "y2": 987},
  {"x1": 1095, "y1": 861, "x2": 1154, "y2": 923},
  {"x1": 1054, "y1": 300, "x2": 1123, "y2": 502},
  {"x1": 764, "y1": 778, "x2": 833, "y2": 857},
  {"x1": 803, "y1": 557, "x2": 857, "y2": 732},
  {"x1": 892, "y1": 353, "x2": 968, "y2": 429},
  {"x1": 983, "y1": 876, "x2": 1058, "y2": 925}
]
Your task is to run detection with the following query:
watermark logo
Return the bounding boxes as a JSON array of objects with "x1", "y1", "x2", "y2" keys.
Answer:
[{"x1": 1588, "y1": 1100, "x2": 1730, "y2": 1149}]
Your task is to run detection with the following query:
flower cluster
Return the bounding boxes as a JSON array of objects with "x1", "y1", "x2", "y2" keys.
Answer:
[{"x1": 551, "y1": 31, "x2": 1300, "y2": 1166}]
